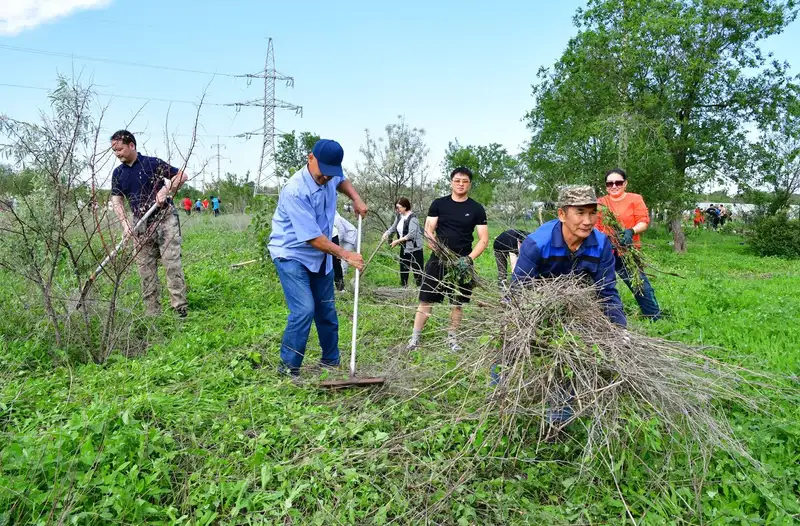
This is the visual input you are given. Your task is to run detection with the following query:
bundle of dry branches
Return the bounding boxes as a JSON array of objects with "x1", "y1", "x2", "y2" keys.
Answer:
[
  {"x1": 423, "y1": 232, "x2": 485, "y2": 289},
  {"x1": 458, "y1": 275, "x2": 760, "y2": 462}
]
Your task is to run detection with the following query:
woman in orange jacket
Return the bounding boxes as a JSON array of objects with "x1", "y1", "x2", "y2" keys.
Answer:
[{"x1": 596, "y1": 168, "x2": 661, "y2": 320}]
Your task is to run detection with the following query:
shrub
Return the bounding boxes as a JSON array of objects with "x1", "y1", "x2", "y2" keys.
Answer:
[
  {"x1": 248, "y1": 195, "x2": 278, "y2": 258},
  {"x1": 718, "y1": 220, "x2": 742, "y2": 235},
  {"x1": 749, "y1": 213, "x2": 800, "y2": 258}
]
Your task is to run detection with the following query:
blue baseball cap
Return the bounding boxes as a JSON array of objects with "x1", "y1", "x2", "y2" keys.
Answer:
[{"x1": 312, "y1": 139, "x2": 344, "y2": 178}]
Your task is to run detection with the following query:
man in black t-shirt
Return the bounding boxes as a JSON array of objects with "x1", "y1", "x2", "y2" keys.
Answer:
[
  {"x1": 407, "y1": 167, "x2": 489, "y2": 351},
  {"x1": 493, "y1": 229, "x2": 528, "y2": 289}
]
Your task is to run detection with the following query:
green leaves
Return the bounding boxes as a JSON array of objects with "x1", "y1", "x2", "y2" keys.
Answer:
[
  {"x1": 750, "y1": 213, "x2": 800, "y2": 258},
  {"x1": 276, "y1": 131, "x2": 321, "y2": 181},
  {"x1": 526, "y1": 0, "x2": 798, "y2": 220},
  {"x1": 442, "y1": 141, "x2": 522, "y2": 205}
]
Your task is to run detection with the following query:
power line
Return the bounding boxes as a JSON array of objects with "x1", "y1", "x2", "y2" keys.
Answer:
[
  {"x1": 1, "y1": 117, "x2": 250, "y2": 142},
  {"x1": 0, "y1": 43, "x2": 242, "y2": 78},
  {"x1": 0, "y1": 82, "x2": 229, "y2": 106}
]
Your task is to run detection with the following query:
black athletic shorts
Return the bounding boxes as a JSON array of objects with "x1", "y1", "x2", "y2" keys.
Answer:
[{"x1": 419, "y1": 256, "x2": 474, "y2": 305}]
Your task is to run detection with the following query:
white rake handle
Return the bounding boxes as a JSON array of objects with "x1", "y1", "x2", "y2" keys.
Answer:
[
  {"x1": 89, "y1": 202, "x2": 160, "y2": 280},
  {"x1": 349, "y1": 215, "x2": 363, "y2": 378}
]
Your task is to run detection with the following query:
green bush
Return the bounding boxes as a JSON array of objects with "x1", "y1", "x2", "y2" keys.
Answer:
[
  {"x1": 248, "y1": 195, "x2": 278, "y2": 258},
  {"x1": 749, "y1": 213, "x2": 800, "y2": 258}
]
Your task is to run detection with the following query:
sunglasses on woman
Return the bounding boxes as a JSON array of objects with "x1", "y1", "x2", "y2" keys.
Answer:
[{"x1": 606, "y1": 180, "x2": 625, "y2": 187}]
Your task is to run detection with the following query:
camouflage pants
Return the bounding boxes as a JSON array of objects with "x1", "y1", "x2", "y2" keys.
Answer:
[{"x1": 134, "y1": 209, "x2": 187, "y2": 314}]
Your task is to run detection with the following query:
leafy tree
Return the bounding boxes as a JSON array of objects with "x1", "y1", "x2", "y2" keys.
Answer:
[
  {"x1": 0, "y1": 164, "x2": 35, "y2": 199},
  {"x1": 205, "y1": 171, "x2": 256, "y2": 213},
  {"x1": 442, "y1": 141, "x2": 523, "y2": 205},
  {"x1": 276, "y1": 131, "x2": 320, "y2": 180},
  {"x1": 176, "y1": 183, "x2": 203, "y2": 201},
  {"x1": 525, "y1": 0, "x2": 798, "y2": 252},
  {"x1": 737, "y1": 104, "x2": 800, "y2": 215},
  {"x1": 356, "y1": 115, "x2": 429, "y2": 212},
  {"x1": 490, "y1": 182, "x2": 539, "y2": 227},
  {"x1": 0, "y1": 77, "x2": 109, "y2": 356}
]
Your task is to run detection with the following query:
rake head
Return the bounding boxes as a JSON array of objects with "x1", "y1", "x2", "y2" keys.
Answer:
[{"x1": 319, "y1": 376, "x2": 386, "y2": 389}]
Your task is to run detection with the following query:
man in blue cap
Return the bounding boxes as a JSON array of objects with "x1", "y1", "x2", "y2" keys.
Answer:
[{"x1": 268, "y1": 139, "x2": 368, "y2": 376}]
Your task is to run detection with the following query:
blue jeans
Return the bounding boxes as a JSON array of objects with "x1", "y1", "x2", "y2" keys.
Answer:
[
  {"x1": 273, "y1": 257, "x2": 340, "y2": 375},
  {"x1": 615, "y1": 254, "x2": 661, "y2": 320}
]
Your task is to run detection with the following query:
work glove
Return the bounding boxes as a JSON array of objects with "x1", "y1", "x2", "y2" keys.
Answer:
[
  {"x1": 455, "y1": 255, "x2": 473, "y2": 271},
  {"x1": 621, "y1": 228, "x2": 634, "y2": 247},
  {"x1": 453, "y1": 256, "x2": 474, "y2": 284}
]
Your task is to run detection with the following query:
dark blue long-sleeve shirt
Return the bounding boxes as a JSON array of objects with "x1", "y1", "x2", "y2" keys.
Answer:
[{"x1": 511, "y1": 220, "x2": 627, "y2": 327}]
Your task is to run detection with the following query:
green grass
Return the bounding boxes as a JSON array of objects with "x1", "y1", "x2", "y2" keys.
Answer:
[{"x1": 1, "y1": 214, "x2": 799, "y2": 525}]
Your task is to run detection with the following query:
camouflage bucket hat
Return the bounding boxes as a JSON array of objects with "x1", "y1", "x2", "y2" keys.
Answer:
[{"x1": 557, "y1": 185, "x2": 597, "y2": 208}]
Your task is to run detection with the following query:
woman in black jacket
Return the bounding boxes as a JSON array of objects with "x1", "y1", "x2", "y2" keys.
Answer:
[{"x1": 382, "y1": 197, "x2": 424, "y2": 287}]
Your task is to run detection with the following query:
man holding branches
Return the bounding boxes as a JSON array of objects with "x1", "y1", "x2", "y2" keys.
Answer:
[{"x1": 407, "y1": 167, "x2": 489, "y2": 352}]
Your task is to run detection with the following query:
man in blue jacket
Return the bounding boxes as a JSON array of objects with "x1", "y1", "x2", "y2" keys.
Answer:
[
  {"x1": 512, "y1": 185, "x2": 626, "y2": 327},
  {"x1": 507, "y1": 185, "x2": 626, "y2": 437}
]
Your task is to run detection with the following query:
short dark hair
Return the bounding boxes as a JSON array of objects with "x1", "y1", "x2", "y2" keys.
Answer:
[
  {"x1": 110, "y1": 129, "x2": 136, "y2": 147},
  {"x1": 605, "y1": 168, "x2": 627, "y2": 182},
  {"x1": 395, "y1": 197, "x2": 412, "y2": 210},
  {"x1": 450, "y1": 167, "x2": 473, "y2": 180}
]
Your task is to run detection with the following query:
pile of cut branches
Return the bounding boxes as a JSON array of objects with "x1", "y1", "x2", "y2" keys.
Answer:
[{"x1": 457, "y1": 275, "x2": 762, "y2": 462}]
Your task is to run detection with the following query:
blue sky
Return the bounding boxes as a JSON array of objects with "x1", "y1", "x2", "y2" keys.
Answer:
[{"x1": 1, "y1": 0, "x2": 799, "y2": 192}]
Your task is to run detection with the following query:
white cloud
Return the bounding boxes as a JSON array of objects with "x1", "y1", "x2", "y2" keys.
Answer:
[{"x1": 0, "y1": 0, "x2": 112, "y2": 36}]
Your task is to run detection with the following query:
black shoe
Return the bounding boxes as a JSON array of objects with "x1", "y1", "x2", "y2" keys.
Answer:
[{"x1": 176, "y1": 306, "x2": 188, "y2": 318}]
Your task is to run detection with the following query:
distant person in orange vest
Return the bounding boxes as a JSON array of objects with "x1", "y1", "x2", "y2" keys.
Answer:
[
  {"x1": 693, "y1": 207, "x2": 704, "y2": 228},
  {"x1": 596, "y1": 168, "x2": 661, "y2": 320},
  {"x1": 202, "y1": 198, "x2": 209, "y2": 212},
  {"x1": 182, "y1": 196, "x2": 192, "y2": 215}
]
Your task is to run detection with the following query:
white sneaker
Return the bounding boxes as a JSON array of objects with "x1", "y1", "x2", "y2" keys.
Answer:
[
  {"x1": 447, "y1": 337, "x2": 461, "y2": 352},
  {"x1": 405, "y1": 338, "x2": 419, "y2": 351}
]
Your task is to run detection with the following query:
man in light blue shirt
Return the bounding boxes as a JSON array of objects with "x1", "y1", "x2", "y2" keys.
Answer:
[{"x1": 268, "y1": 139, "x2": 368, "y2": 376}]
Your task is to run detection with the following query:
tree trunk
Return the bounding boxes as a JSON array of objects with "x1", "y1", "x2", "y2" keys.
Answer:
[
  {"x1": 99, "y1": 281, "x2": 120, "y2": 364},
  {"x1": 768, "y1": 189, "x2": 791, "y2": 216},
  {"x1": 39, "y1": 282, "x2": 63, "y2": 350},
  {"x1": 670, "y1": 216, "x2": 686, "y2": 253}
]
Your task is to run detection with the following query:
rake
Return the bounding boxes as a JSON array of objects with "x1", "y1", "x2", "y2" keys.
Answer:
[{"x1": 320, "y1": 214, "x2": 386, "y2": 389}]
